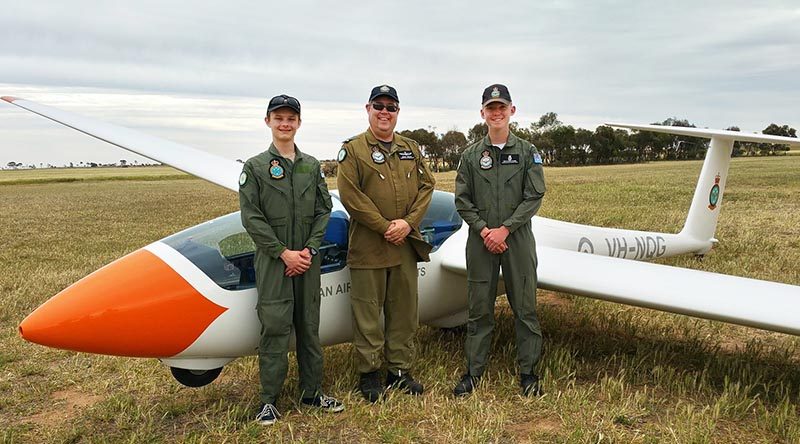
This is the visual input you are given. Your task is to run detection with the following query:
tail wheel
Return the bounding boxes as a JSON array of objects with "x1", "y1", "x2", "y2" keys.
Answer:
[{"x1": 170, "y1": 366, "x2": 223, "y2": 387}]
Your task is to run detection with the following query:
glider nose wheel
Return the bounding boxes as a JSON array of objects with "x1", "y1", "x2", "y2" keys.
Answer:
[{"x1": 170, "y1": 366, "x2": 223, "y2": 387}]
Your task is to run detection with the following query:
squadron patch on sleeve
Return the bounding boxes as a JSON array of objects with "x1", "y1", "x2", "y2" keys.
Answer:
[
  {"x1": 533, "y1": 153, "x2": 542, "y2": 164},
  {"x1": 239, "y1": 171, "x2": 247, "y2": 186},
  {"x1": 337, "y1": 148, "x2": 347, "y2": 162}
]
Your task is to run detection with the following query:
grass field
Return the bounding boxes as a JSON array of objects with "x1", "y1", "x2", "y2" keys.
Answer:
[{"x1": 1, "y1": 157, "x2": 799, "y2": 443}]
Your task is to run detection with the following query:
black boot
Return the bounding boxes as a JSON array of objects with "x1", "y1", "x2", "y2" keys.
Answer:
[
  {"x1": 386, "y1": 370, "x2": 424, "y2": 395},
  {"x1": 453, "y1": 374, "x2": 480, "y2": 397},
  {"x1": 359, "y1": 371, "x2": 383, "y2": 403},
  {"x1": 520, "y1": 373, "x2": 543, "y2": 397}
]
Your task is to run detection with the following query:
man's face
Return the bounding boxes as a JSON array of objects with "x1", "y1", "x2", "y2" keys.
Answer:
[
  {"x1": 480, "y1": 102, "x2": 516, "y2": 130},
  {"x1": 366, "y1": 97, "x2": 399, "y2": 136},
  {"x1": 265, "y1": 108, "x2": 301, "y2": 143}
]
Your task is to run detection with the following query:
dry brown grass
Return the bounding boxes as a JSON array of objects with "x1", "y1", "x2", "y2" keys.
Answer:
[{"x1": 1, "y1": 157, "x2": 799, "y2": 443}]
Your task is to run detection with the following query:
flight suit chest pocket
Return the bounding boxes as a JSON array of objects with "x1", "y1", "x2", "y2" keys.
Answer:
[
  {"x1": 400, "y1": 158, "x2": 419, "y2": 199},
  {"x1": 362, "y1": 160, "x2": 390, "y2": 202},
  {"x1": 295, "y1": 174, "x2": 316, "y2": 217}
]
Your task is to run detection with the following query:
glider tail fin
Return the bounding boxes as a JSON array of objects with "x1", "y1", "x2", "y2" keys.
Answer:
[
  {"x1": 606, "y1": 123, "x2": 800, "y2": 253},
  {"x1": 680, "y1": 136, "x2": 733, "y2": 248}
]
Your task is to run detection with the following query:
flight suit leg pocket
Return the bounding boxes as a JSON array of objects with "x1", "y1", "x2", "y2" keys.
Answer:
[
  {"x1": 258, "y1": 298, "x2": 294, "y2": 338},
  {"x1": 467, "y1": 279, "x2": 493, "y2": 336}
]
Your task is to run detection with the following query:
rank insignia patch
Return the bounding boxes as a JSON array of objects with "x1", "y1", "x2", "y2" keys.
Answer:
[
  {"x1": 480, "y1": 149, "x2": 493, "y2": 170},
  {"x1": 269, "y1": 159, "x2": 285, "y2": 179},
  {"x1": 337, "y1": 148, "x2": 347, "y2": 162},
  {"x1": 371, "y1": 147, "x2": 386, "y2": 164},
  {"x1": 500, "y1": 154, "x2": 519, "y2": 165}
]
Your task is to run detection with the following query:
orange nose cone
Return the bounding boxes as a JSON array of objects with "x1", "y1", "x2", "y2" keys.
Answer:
[{"x1": 19, "y1": 248, "x2": 227, "y2": 357}]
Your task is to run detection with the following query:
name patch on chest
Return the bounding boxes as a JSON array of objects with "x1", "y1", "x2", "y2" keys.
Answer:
[
  {"x1": 500, "y1": 154, "x2": 520, "y2": 165},
  {"x1": 397, "y1": 150, "x2": 415, "y2": 160}
]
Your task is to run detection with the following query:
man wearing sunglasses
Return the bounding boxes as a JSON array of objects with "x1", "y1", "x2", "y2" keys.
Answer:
[
  {"x1": 337, "y1": 85, "x2": 435, "y2": 402},
  {"x1": 453, "y1": 84, "x2": 547, "y2": 397},
  {"x1": 239, "y1": 94, "x2": 344, "y2": 425}
]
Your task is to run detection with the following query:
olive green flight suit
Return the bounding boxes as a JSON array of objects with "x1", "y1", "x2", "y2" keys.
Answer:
[
  {"x1": 337, "y1": 129, "x2": 435, "y2": 374},
  {"x1": 239, "y1": 144, "x2": 332, "y2": 405},
  {"x1": 454, "y1": 133, "x2": 546, "y2": 377}
]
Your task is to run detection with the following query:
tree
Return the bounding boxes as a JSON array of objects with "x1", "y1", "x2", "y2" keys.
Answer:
[
  {"x1": 399, "y1": 128, "x2": 441, "y2": 171},
  {"x1": 530, "y1": 112, "x2": 562, "y2": 134},
  {"x1": 119, "y1": 159, "x2": 128, "y2": 167},
  {"x1": 6, "y1": 161, "x2": 17, "y2": 169},
  {"x1": 466, "y1": 123, "x2": 488, "y2": 144},
  {"x1": 760, "y1": 123, "x2": 796, "y2": 155},
  {"x1": 440, "y1": 130, "x2": 468, "y2": 170}
]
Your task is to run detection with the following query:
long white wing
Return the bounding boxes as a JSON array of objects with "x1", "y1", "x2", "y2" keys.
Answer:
[
  {"x1": 2, "y1": 96, "x2": 242, "y2": 192},
  {"x1": 442, "y1": 245, "x2": 800, "y2": 335}
]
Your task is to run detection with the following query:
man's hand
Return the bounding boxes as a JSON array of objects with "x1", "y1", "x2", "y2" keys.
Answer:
[
  {"x1": 481, "y1": 226, "x2": 509, "y2": 254},
  {"x1": 281, "y1": 249, "x2": 312, "y2": 276},
  {"x1": 384, "y1": 219, "x2": 412, "y2": 245}
]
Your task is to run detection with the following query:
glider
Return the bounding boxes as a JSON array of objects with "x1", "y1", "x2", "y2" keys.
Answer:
[{"x1": 4, "y1": 95, "x2": 799, "y2": 387}]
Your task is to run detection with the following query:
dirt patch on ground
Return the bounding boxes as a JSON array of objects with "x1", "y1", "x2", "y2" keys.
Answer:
[
  {"x1": 506, "y1": 415, "x2": 563, "y2": 441},
  {"x1": 538, "y1": 291, "x2": 574, "y2": 310},
  {"x1": 26, "y1": 389, "x2": 102, "y2": 426}
]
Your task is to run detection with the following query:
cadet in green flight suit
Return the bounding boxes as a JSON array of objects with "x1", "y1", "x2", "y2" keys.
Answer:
[
  {"x1": 239, "y1": 95, "x2": 343, "y2": 426},
  {"x1": 453, "y1": 84, "x2": 547, "y2": 397},
  {"x1": 337, "y1": 85, "x2": 435, "y2": 402}
]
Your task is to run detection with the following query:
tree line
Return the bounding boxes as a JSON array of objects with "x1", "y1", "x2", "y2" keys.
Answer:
[{"x1": 394, "y1": 113, "x2": 797, "y2": 171}]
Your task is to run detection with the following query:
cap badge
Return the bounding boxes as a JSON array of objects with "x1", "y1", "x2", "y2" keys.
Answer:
[
  {"x1": 380, "y1": 85, "x2": 390, "y2": 93},
  {"x1": 269, "y1": 159, "x2": 285, "y2": 179},
  {"x1": 371, "y1": 146, "x2": 386, "y2": 164},
  {"x1": 480, "y1": 149, "x2": 493, "y2": 170},
  {"x1": 491, "y1": 87, "x2": 500, "y2": 98}
]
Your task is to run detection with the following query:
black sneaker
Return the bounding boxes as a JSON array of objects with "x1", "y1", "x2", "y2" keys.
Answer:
[
  {"x1": 255, "y1": 403, "x2": 280, "y2": 425},
  {"x1": 453, "y1": 374, "x2": 479, "y2": 397},
  {"x1": 359, "y1": 371, "x2": 383, "y2": 403},
  {"x1": 520, "y1": 373, "x2": 543, "y2": 397},
  {"x1": 386, "y1": 370, "x2": 424, "y2": 395},
  {"x1": 301, "y1": 394, "x2": 345, "y2": 413}
]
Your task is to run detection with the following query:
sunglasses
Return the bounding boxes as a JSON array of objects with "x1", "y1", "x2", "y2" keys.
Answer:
[
  {"x1": 371, "y1": 102, "x2": 399, "y2": 113},
  {"x1": 270, "y1": 95, "x2": 300, "y2": 108}
]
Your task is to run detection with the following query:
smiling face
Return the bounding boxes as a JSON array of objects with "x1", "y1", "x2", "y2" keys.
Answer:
[
  {"x1": 264, "y1": 108, "x2": 301, "y2": 144},
  {"x1": 366, "y1": 96, "x2": 399, "y2": 141},
  {"x1": 480, "y1": 101, "x2": 516, "y2": 131}
]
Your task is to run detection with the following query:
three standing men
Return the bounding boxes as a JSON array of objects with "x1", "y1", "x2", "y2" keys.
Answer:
[
  {"x1": 239, "y1": 84, "x2": 543, "y2": 424},
  {"x1": 239, "y1": 95, "x2": 344, "y2": 426},
  {"x1": 337, "y1": 85, "x2": 435, "y2": 402},
  {"x1": 453, "y1": 84, "x2": 547, "y2": 397}
]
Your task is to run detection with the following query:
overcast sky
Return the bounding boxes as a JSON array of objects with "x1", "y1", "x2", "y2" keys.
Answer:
[{"x1": 1, "y1": 0, "x2": 798, "y2": 167}]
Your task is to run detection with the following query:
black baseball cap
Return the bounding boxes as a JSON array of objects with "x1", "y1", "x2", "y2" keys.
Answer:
[
  {"x1": 482, "y1": 84, "x2": 512, "y2": 106},
  {"x1": 368, "y1": 84, "x2": 399, "y2": 103},
  {"x1": 266, "y1": 94, "x2": 301, "y2": 115}
]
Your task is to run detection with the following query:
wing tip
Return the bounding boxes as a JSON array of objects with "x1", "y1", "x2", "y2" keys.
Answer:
[{"x1": 1, "y1": 96, "x2": 19, "y2": 103}]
